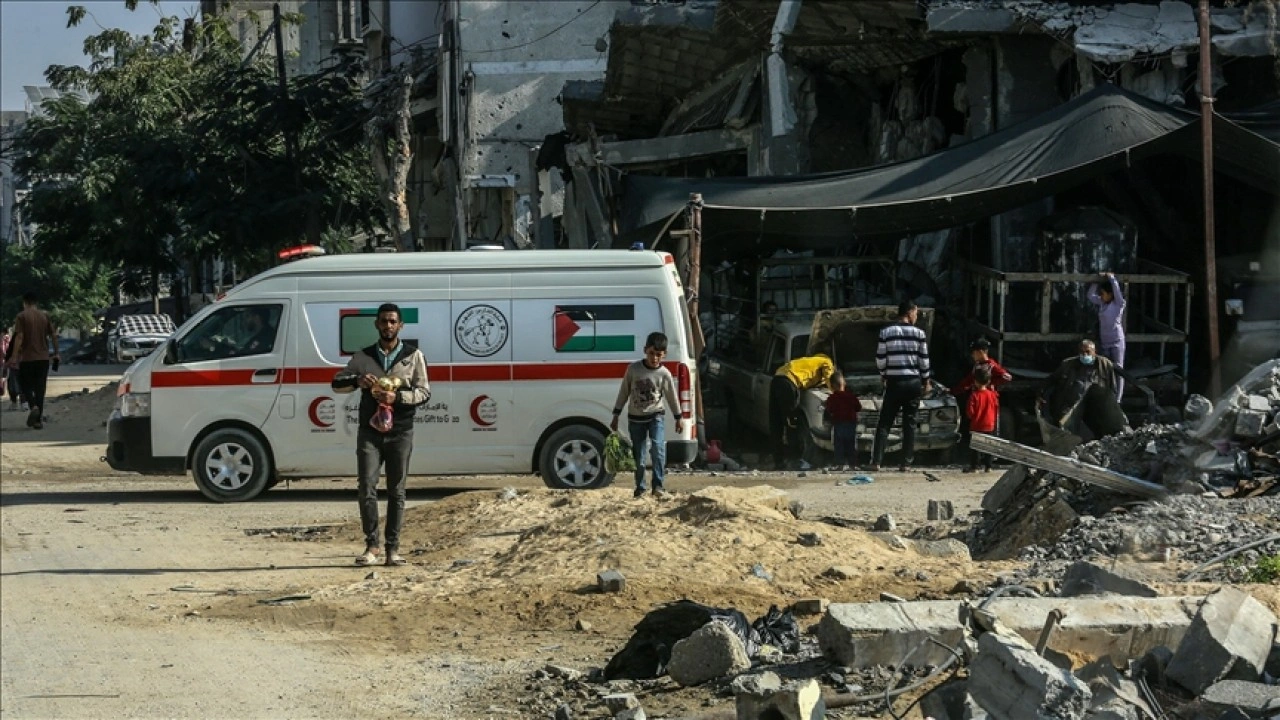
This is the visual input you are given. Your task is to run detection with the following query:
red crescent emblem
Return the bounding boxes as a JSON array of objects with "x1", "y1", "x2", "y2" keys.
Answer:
[
  {"x1": 470, "y1": 395, "x2": 494, "y2": 426},
  {"x1": 308, "y1": 396, "x2": 334, "y2": 427}
]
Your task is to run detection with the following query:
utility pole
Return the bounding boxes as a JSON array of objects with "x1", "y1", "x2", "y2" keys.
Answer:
[{"x1": 1198, "y1": 0, "x2": 1221, "y2": 399}]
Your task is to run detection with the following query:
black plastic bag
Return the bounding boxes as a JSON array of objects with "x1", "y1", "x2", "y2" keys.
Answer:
[
  {"x1": 751, "y1": 604, "x2": 801, "y2": 654},
  {"x1": 604, "y1": 600, "x2": 759, "y2": 680}
]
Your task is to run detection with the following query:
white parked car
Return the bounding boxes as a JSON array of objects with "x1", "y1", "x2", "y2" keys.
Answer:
[{"x1": 109, "y1": 314, "x2": 176, "y2": 364}]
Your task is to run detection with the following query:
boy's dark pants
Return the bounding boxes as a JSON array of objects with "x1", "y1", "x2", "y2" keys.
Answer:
[
  {"x1": 17, "y1": 360, "x2": 49, "y2": 412},
  {"x1": 969, "y1": 430, "x2": 993, "y2": 470},
  {"x1": 833, "y1": 421, "x2": 858, "y2": 467},
  {"x1": 356, "y1": 427, "x2": 413, "y2": 553}
]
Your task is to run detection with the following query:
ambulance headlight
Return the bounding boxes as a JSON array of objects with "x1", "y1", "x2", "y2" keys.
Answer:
[{"x1": 118, "y1": 392, "x2": 151, "y2": 418}]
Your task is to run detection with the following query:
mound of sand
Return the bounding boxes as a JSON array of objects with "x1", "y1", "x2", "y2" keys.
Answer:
[
  {"x1": 315, "y1": 485, "x2": 987, "y2": 621},
  {"x1": 0, "y1": 383, "x2": 119, "y2": 473}
]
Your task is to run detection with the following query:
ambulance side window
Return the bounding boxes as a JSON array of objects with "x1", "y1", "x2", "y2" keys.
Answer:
[{"x1": 173, "y1": 304, "x2": 283, "y2": 363}]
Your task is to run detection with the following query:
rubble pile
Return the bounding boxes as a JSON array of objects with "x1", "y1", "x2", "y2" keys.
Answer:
[{"x1": 1018, "y1": 494, "x2": 1280, "y2": 581}]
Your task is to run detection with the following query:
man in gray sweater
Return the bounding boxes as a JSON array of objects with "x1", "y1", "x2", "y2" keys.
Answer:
[{"x1": 610, "y1": 332, "x2": 685, "y2": 498}]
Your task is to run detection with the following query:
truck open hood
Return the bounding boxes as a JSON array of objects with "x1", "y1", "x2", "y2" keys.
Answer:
[{"x1": 806, "y1": 307, "x2": 935, "y2": 378}]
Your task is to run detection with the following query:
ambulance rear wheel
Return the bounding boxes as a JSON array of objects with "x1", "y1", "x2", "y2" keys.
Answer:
[
  {"x1": 539, "y1": 425, "x2": 614, "y2": 490},
  {"x1": 192, "y1": 428, "x2": 272, "y2": 502}
]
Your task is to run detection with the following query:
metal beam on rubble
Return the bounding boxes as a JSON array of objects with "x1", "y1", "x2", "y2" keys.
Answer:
[
  {"x1": 970, "y1": 434, "x2": 1169, "y2": 499},
  {"x1": 565, "y1": 128, "x2": 755, "y2": 168}
]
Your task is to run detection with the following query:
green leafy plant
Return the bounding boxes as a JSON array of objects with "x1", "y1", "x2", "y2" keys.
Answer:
[{"x1": 1245, "y1": 553, "x2": 1280, "y2": 584}]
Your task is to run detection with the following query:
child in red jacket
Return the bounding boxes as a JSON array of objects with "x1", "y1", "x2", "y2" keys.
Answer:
[
  {"x1": 965, "y1": 366, "x2": 999, "y2": 473},
  {"x1": 824, "y1": 372, "x2": 862, "y2": 471}
]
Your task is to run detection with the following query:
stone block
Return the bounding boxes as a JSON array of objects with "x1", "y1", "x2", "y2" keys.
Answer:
[
  {"x1": 1167, "y1": 587, "x2": 1278, "y2": 695},
  {"x1": 603, "y1": 693, "x2": 640, "y2": 713},
  {"x1": 667, "y1": 621, "x2": 750, "y2": 687},
  {"x1": 1199, "y1": 680, "x2": 1280, "y2": 716},
  {"x1": 1059, "y1": 561, "x2": 1158, "y2": 598},
  {"x1": 928, "y1": 499, "x2": 955, "y2": 521},
  {"x1": 615, "y1": 709, "x2": 646, "y2": 720},
  {"x1": 819, "y1": 596, "x2": 1198, "y2": 669},
  {"x1": 969, "y1": 631, "x2": 1092, "y2": 720},
  {"x1": 982, "y1": 465, "x2": 1027, "y2": 513},
  {"x1": 792, "y1": 598, "x2": 828, "y2": 615},
  {"x1": 1244, "y1": 394, "x2": 1272, "y2": 412},
  {"x1": 873, "y1": 514, "x2": 896, "y2": 532},
  {"x1": 597, "y1": 569, "x2": 625, "y2": 593},
  {"x1": 734, "y1": 676, "x2": 825, "y2": 720},
  {"x1": 1234, "y1": 410, "x2": 1267, "y2": 437}
]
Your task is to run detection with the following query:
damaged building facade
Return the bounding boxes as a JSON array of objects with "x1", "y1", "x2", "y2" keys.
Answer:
[{"x1": 556, "y1": 0, "x2": 1279, "y2": 394}]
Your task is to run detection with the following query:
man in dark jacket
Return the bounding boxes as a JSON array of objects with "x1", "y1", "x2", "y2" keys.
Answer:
[
  {"x1": 332, "y1": 303, "x2": 430, "y2": 567},
  {"x1": 1039, "y1": 339, "x2": 1120, "y2": 434}
]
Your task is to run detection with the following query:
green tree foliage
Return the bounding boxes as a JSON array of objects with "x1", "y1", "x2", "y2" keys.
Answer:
[
  {"x1": 13, "y1": 2, "x2": 382, "y2": 299},
  {"x1": 1, "y1": 244, "x2": 113, "y2": 332}
]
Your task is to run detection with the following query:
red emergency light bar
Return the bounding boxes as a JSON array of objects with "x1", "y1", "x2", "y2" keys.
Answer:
[{"x1": 278, "y1": 244, "x2": 327, "y2": 261}]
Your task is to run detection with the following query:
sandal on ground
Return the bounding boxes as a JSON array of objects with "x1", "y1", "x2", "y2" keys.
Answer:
[
  {"x1": 354, "y1": 549, "x2": 379, "y2": 566},
  {"x1": 385, "y1": 553, "x2": 406, "y2": 566}
]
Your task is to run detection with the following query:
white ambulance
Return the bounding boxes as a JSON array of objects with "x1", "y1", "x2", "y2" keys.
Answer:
[{"x1": 106, "y1": 250, "x2": 698, "y2": 501}]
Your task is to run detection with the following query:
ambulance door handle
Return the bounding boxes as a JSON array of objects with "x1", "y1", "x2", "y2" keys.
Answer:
[{"x1": 252, "y1": 368, "x2": 279, "y2": 384}]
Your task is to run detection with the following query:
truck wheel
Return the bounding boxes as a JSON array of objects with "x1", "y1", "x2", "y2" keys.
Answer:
[
  {"x1": 192, "y1": 428, "x2": 272, "y2": 502},
  {"x1": 539, "y1": 425, "x2": 614, "y2": 490}
]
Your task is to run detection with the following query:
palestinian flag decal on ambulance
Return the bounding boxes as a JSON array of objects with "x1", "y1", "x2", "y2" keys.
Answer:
[{"x1": 553, "y1": 304, "x2": 636, "y2": 353}]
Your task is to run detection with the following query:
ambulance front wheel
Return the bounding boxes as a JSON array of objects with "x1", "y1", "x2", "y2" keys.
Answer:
[
  {"x1": 539, "y1": 425, "x2": 614, "y2": 490},
  {"x1": 192, "y1": 428, "x2": 273, "y2": 502}
]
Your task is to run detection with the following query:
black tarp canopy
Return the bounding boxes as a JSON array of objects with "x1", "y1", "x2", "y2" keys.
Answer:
[{"x1": 618, "y1": 85, "x2": 1280, "y2": 251}]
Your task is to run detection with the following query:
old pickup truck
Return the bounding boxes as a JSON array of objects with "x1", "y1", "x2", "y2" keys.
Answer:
[{"x1": 707, "y1": 306, "x2": 960, "y2": 464}]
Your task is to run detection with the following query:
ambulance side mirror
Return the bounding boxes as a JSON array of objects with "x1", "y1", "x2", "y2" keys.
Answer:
[{"x1": 163, "y1": 341, "x2": 178, "y2": 365}]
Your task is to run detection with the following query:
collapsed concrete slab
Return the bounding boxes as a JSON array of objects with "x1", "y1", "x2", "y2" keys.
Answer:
[
  {"x1": 819, "y1": 596, "x2": 1199, "y2": 669},
  {"x1": 1166, "y1": 587, "x2": 1279, "y2": 695},
  {"x1": 1199, "y1": 679, "x2": 1280, "y2": 718},
  {"x1": 1059, "y1": 561, "x2": 1158, "y2": 599},
  {"x1": 971, "y1": 433, "x2": 1168, "y2": 499},
  {"x1": 969, "y1": 631, "x2": 1092, "y2": 720}
]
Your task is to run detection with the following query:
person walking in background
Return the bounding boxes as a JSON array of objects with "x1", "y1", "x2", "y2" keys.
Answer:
[
  {"x1": 9, "y1": 292, "x2": 59, "y2": 429},
  {"x1": 3, "y1": 328, "x2": 22, "y2": 411},
  {"x1": 1088, "y1": 272, "x2": 1127, "y2": 399},
  {"x1": 0, "y1": 329, "x2": 10, "y2": 408},
  {"x1": 768, "y1": 353, "x2": 835, "y2": 470},
  {"x1": 330, "y1": 303, "x2": 431, "y2": 567},
  {"x1": 823, "y1": 372, "x2": 862, "y2": 471},
  {"x1": 964, "y1": 366, "x2": 999, "y2": 473},
  {"x1": 951, "y1": 338, "x2": 1012, "y2": 461},
  {"x1": 611, "y1": 332, "x2": 684, "y2": 499},
  {"x1": 870, "y1": 300, "x2": 931, "y2": 472}
]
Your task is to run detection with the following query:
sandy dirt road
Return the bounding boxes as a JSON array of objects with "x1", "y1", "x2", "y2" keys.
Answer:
[{"x1": 1, "y1": 368, "x2": 1001, "y2": 719}]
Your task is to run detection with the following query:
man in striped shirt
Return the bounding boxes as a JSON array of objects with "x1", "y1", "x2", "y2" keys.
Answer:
[{"x1": 870, "y1": 300, "x2": 932, "y2": 471}]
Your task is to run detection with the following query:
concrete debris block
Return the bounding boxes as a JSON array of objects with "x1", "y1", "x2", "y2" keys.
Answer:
[
  {"x1": 575, "y1": 618, "x2": 593, "y2": 632},
  {"x1": 1077, "y1": 657, "x2": 1152, "y2": 720},
  {"x1": 603, "y1": 693, "x2": 640, "y2": 714},
  {"x1": 734, "y1": 676, "x2": 825, "y2": 720},
  {"x1": 1199, "y1": 680, "x2": 1280, "y2": 716},
  {"x1": 1166, "y1": 587, "x2": 1279, "y2": 695},
  {"x1": 821, "y1": 597, "x2": 1198, "y2": 670},
  {"x1": 1234, "y1": 410, "x2": 1267, "y2": 437},
  {"x1": 1244, "y1": 394, "x2": 1272, "y2": 412},
  {"x1": 792, "y1": 598, "x2": 828, "y2": 615},
  {"x1": 667, "y1": 621, "x2": 751, "y2": 687},
  {"x1": 545, "y1": 664, "x2": 582, "y2": 682},
  {"x1": 1184, "y1": 394, "x2": 1213, "y2": 427},
  {"x1": 1059, "y1": 561, "x2": 1158, "y2": 598},
  {"x1": 982, "y1": 465, "x2": 1028, "y2": 513},
  {"x1": 873, "y1": 514, "x2": 896, "y2": 532},
  {"x1": 730, "y1": 670, "x2": 782, "y2": 697},
  {"x1": 969, "y1": 631, "x2": 1092, "y2": 720},
  {"x1": 615, "y1": 708, "x2": 646, "y2": 720},
  {"x1": 928, "y1": 499, "x2": 955, "y2": 521},
  {"x1": 822, "y1": 566, "x2": 855, "y2": 580},
  {"x1": 796, "y1": 532, "x2": 822, "y2": 547},
  {"x1": 597, "y1": 569, "x2": 626, "y2": 593},
  {"x1": 554, "y1": 702, "x2": 573, "y2": 720}
]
